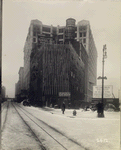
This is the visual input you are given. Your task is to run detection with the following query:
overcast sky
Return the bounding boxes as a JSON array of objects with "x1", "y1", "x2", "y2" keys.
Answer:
[{"x1": 2, "y1": 0, "x2": 121, "y2": 98}]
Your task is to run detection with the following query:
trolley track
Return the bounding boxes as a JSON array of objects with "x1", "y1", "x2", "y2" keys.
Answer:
[
  {"x1": 12, "y1": 102, "x2": 46, "y2": 150},
  {"x1": 13, "y1": 102, "x2": 87, "y2": 150},
  {"x1": 1, "y1": 101, "x2": 7, "y2": 113},
  {"x1": 1, "y1": 101, "x2": 9, "y2": 131}
]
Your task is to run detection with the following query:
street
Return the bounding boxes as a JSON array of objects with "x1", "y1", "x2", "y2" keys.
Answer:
[{"x1": 1, "y1": 100, "x2": 120, "y2": 150}]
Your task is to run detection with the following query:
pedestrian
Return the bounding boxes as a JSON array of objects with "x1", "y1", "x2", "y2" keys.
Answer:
[
  {"x1": 97, "y1": 101, "x2": 104, "y2": 117},
  {"x1": 62, "y1": 102, "x2": 65, "y2": 114}
]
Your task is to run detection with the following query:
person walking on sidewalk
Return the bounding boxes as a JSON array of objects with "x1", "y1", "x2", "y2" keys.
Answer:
[{"x1": 62, "y1": 102, "x2": 65, "y2": 114}]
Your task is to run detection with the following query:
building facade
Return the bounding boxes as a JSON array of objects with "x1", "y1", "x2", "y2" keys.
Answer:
[
  {"x1": 18, "y1": 67, "x2": 24, "y2": 90},
  {"x1": 2, "y1": 86, "x2": 6, "y2": 99},
  {"x1": 15, "y1": 81, "x2": 20, "y2": 100},
  {"x1": 30, "y1": 43, "x2": 85, "y2": 108},
  {"x1": 15, "y1": 67, "x2": 26, "y2": 102},
  {"x1": 23, "y1": 18, "x2": 97, "y2": 104}
]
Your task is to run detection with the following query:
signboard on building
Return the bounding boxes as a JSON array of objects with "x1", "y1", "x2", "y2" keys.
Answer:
[
  {"x1": 93, "y1": 85, "x2": 113, "y2": 98},
  {"x1": 59, "y1": 92, "x2": 71, "y2": 97}
]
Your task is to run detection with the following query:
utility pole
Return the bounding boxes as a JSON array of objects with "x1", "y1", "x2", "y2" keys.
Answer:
[{"x1": 97, "y1": 44, "x2": 107, "y2": 117}]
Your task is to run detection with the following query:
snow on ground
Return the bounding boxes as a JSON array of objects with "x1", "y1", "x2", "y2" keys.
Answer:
[
  {"x1": 1, "y1": 102, "x2": 42, "y2": 150},
  {"x1": 24, "y1": 105, "x2": 120, "y2": 150},
  {"x1": 1, "y1": 102, "x2": 120, "y2": 150}
]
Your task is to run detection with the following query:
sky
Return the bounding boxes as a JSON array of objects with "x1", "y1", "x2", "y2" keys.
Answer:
[{"x1": 2, "y1": 0, "x2": 121, "y2": 98}]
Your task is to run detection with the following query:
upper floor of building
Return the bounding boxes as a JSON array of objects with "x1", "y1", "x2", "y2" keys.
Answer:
[{"x1": 23, "y1": 18, "x2": 97, "y2": 55}]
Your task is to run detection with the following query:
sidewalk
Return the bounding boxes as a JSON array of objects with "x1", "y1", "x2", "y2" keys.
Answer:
[{"x1": 42, "y1": 107, "x2": 120, "y2": 120}]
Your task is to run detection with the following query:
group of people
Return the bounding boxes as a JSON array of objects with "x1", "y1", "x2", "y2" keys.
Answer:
[{"x1": 61, "y1": 101, "x2": 104, "y2": 117}]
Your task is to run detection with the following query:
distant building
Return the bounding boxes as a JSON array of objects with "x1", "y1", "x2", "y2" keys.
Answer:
[
  {"x1": 15, "y1": 81, "x2": 20, "y2": 101},
  {"x1": 15, "y1": 67, "x2": 25, "y2": 102},
  {"x1": 19, "y1": 67, "x2": 24, "y2": 90},
  {"x1": 15, "y1": 82, "x2": 18, "y2": 98},
  {"x1": 23, "y1": 18, "x2": 97, "y2": 104},
  {"x1": 2, "y1": 86, "x2": 6, "y2": 99}
]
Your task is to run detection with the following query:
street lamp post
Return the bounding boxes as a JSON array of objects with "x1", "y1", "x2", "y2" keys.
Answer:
[{"x1": 97, "y1": 44, "x2": 107, "y2": 117}]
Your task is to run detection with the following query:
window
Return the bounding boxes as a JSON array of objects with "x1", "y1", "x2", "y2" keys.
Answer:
[
  {"x1": 58, "y1": 35, "x2": 63, "y2": 39},
  {"x1": 79, "y1": 39, "x2": 82, "y2": 43},
  {"x1": 59, "y1": 28, "x2": 64, "y2": 33},
  {"x1": 33, "y1": 37, "x2": 37, "y2": 43},
  {"x1": 79, "y1": 26, "x2": 87, "y2": 31},
  {"x1": 80, "y1": 32, "x2": 82, "y2": 37},
  {"x1": 83, "y1": 32, "x2": 86, "y2": 37},
  {"x1": 83, "y1": 38, "x2": 86, "y2": 43},
  {"x1": 43, "y1": 27, "x2": 51, "y2": 32}
]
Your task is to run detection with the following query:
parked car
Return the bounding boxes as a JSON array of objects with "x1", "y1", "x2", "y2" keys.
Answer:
[
  {"x1": 21, "y1": 99, "x2": 31, "y2": 106},
  {"x1": 90, "y1": 103, "x2": 97, "y2": 111},
  {"x1": 104, "y1": 103, "x2": 116, "y2": 111}
]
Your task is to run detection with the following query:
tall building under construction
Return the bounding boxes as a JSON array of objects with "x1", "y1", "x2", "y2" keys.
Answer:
[{"x1": 22, "y1": 18, "x2": 97, "y2": 107}]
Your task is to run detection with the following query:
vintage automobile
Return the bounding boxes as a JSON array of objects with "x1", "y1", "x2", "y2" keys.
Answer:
[{"x1": 21, "y1": 99, "x2": 31, "y2": 106}]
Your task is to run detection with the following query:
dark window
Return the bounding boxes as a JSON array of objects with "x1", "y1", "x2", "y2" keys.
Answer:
[
  {"x1": 43, "y1": 27, "x2": 51, "y2": 32},
  {"x1": 33, "y1": 37, "x2": 36, "y2": 43},
  {"x1": 83, "y1": 32, "x2": 86, "y2": 37},
  {"x1": 58, "y1": 35, "x2": 63, "y2": 39},
  {"x1": 80, "y1": 32, "x2": 82, "y2": 37},
  {"x1": 59, "y1": 28, "x2": 64, "y2": 33}
]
